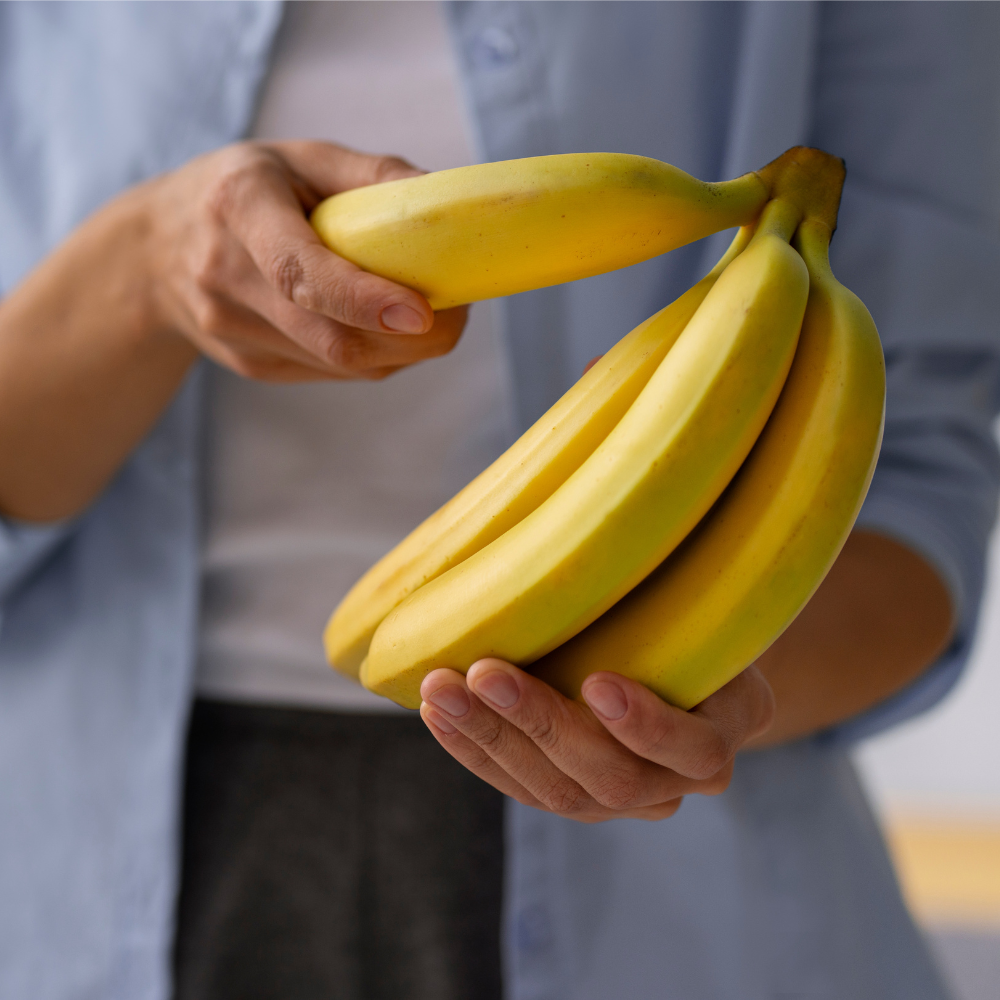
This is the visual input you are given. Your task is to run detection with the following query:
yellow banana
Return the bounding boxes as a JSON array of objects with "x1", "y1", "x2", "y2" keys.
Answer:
[
  {"x1": 325, "y1": 227, "x2": 754, "y2": 677},
  {"x1": 533, "y1": 215, "x2": 885, "y2": 709},
  {"x1": 363, "y1": 200, "x2": 809, "y2": 708},
  {"x1": 311, "y1": 152, "x2": 769, "y2": 309}
]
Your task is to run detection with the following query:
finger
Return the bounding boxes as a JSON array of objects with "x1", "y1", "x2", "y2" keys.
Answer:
[
  {"x1": 580, "y1": 666, "x2": 775, "y2": 780},
  {"x1": 177, "y1": 290, "x2": 338, "y2": 378},
  {"x1": 209, "y1": 149, "x2": 433, "y2": 336},
  {"x1": 421, "y1": 701, "x2": 682, "y2": 821},
  {"x1": 420, "y1": 668, "x2": 602, "y2": 819},
  {"x1": 245, "y1": 293, "x2": 467, "y2": 376},
  {"x1": 268, "y1": 139, "x2": 424, "y2": 203},
  {"x1": 419, "y1": 703, "x2": 545, "y2": 809},
  {"x1": 177, "y1": 284, "x2": 436, "y2": 383},
  {"x1": 193, "y1": 232, "x2": 467, "y2": 374},
  {"x1": 423, "y1": 696, "x2": 685, "y2": 823},
  {"x1": 691, "y1": 664, "x2": 776, "y2": 747},
  {"x1": 224, "y1": 248, "x2": 469, "y2": 373},
  {"x1": 464, "y1": 660, "x2": 696, "y2": 811},
  {"x1": 620, "y1": 798, "x2": 684, "y2": 822}
]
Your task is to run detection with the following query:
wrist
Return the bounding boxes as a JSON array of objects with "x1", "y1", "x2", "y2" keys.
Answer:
[{"x1": 93, "y1": 182, "x2": 196, "y2": 361}]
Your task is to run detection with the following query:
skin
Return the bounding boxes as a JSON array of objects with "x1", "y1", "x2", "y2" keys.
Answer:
[
  {"x1": 0, "y1": 141, "x2": 468, "y2": 522},
  {"x1": 0, "y1": 140, "x2": 955, "y2": 823},
  {"x1": 419, "y1": 530, "x2": 953, "y2": 822}
]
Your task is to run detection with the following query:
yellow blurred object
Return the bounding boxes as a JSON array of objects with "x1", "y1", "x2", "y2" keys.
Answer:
[
  {"x1": 885, "y1": 817, "x2": 1000, "y2": 930},
  {"x1": 311, "y1": 152, "x2": 768, "y2": 309}
]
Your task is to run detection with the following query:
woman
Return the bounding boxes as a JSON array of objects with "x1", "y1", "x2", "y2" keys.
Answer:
[{"x1": 1, "y1": 3, "x2": 998, "y2": 999}]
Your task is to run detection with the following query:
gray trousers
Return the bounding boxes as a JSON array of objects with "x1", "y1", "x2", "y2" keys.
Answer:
[{"x1": 172, "y1": 700, "x2": 504, "y2": 1000}]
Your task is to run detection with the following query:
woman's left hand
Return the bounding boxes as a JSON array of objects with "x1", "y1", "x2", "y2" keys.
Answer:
[{"x1": 419, "y1": 659, "x2": 775, "y2": 822}]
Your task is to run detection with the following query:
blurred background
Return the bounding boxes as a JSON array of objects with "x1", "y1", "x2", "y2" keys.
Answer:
[{"x1": 856, "y1": 453, "x2": 1000, "y2": 1000}]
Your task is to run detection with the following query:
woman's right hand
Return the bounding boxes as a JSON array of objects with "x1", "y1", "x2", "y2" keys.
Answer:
[
  {"x1": 0, "y1": 141, "x2": 466, "y2": 522},
  {"x1": 143, "y1": 140, "x2": 468, "y2": 381}
]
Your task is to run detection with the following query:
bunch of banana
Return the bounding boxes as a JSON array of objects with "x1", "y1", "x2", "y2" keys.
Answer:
[
  {"x1": 357, "y1": 197, "x2": 810, "y2": 707},
  {"x1": 533, "y1": 214, "x2": 885, "y2": 707},
  {"x1": 324, "y1": 225, "x2": 753, "y2": 677},
  {"x1": 311, "y1": 152, "x2": 769, "y2": 308},
  {"x1": 322, "y1": 146, "x2": 886, "y2": 712}
]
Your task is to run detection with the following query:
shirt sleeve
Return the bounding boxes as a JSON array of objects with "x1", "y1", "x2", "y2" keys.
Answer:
[
  {"x1": 809, "y1": 2, "x2": 1000, "y2": 744},
  {"x1": 0, "y1": 516, "x2": 73, "y2": 608}
]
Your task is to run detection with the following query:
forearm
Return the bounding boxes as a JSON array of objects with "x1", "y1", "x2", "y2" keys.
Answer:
[
  {"x1": 0, "y1": 187, "x2": 197, "y2": 522},
  {"x1": 0, "y1": 140, "x2": 467, "y2": 525},
  {"x1": 747, "y1": 529, "x2": 954, "y2": 747}
]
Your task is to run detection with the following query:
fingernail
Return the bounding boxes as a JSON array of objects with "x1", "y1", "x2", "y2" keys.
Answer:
[
  {"x1": 583, "y1": 680, "x2": 627, "y2": 721},
  {"x1": 472, "y1": 670, "x2": 519, "y2": 709},
  {"x1": 426, "y1": 684, "x2": 471, "y2": 719},
  {"x1": 381, "y1": 303, "x2": 426, "y2": 333},
  {"x1": 423, "y1": 707, "x2": 458, "y2": 735}
]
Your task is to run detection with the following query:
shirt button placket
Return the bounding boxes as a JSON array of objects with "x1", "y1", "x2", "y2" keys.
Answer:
[{"x1": 469, "y1": 25, "x2": 520, "y2": 69}]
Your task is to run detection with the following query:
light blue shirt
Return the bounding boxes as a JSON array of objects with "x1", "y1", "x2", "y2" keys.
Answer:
[{"x1": 2, "y1": 3, "x2": 1000, "y2": 998}]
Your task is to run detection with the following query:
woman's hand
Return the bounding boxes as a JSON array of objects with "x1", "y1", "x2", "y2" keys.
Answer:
[
  {"x1": 0, "y1": 140, "x2": 465, "y2": 521},
  {"x1": 144, "y1": 140, "x2": 467, "y2": 381},
  {"x1": 419, "y1": 659, "x2": 775, "y2": 822}
]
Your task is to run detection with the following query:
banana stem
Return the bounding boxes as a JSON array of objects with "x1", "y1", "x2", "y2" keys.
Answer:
[
  {"x1": 792, "y1": 218, "x2": 834, "y2": 282},
  {"x1": 754, "y1": 147, "x2": 846, "y2": 233},
  {"x1": 751, "y1": 198, "x2": 802, "y2": 245}
]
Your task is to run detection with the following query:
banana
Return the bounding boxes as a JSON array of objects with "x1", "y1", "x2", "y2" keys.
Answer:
[
  {"x1": 533, "y1": 215, "x2": 886, "y2": 709},
  {"x1": 311, "y1": 152, "x2": 769, "y2": 309},
  {"x1": 362, "y1": 199, "x2": 809, "y2": 708},
  {"x1": 325, "y1": 227, "x2": 754, "y2": 677}
]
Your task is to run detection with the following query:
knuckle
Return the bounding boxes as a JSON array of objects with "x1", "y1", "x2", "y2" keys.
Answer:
[
  {"x1": 189, "y1": 240, "x2": 230, "y2": 295},
  {"x1": 590, "y1": 770, "x2": 642, "y2": 811},
  {"x1": 475, "y1": 717, "x2": 512, "y2": 760},
  {"x1": 635, "y1": 712, "x2": 682, "y2": 760},
  {"x1": 699, "y1": 762, "x2": 734, "y2": 797},
  {"x1": 541, "y1": 779, "x2": 589, "y2": 817},
  {"x1": 372, "y1": 154, "x2": 415, "y2": 184},
  {"x1": 521, "y1": 712, "x2": 561, "y2": 754},
  {"x1": 644, "y1": 799, "x2": 683, "y2": 821},
  {"x1": 191, "y1": 296, "x2": 230, "y2": 339},
  {"x1": 222, "y1": 353, "x2": 258, "y2": 380},
  {"x1": 313, "y1": 265, "x2": 370, "y2": 326},
  {"x1": 205, "y1": 147, "x2": 268, "y2": 220},
  {"x1": 421, "y1": 332, "x2": 461, "y2": 360},
  {"x1": 226, "y1": 353, "x2": 273, "y2": 381},
  {"x1": 688, "y1": 739, "x2": 730, "y2": 780},
  {"x1": 268, "y1": 249, "x2": 309, "y2": 305},
  {"x1": 324, "y1": 331, "x2": 369, "y2": 372}
]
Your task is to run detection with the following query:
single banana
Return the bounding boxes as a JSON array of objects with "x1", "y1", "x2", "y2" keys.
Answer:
[
  {"x1": 363, "y1": 200, "x2": 809, "y2": 708},
  {"x1": 311, "y1": 152, "x2": 769, "y2": 309},
  {"x1": 533, "y1": 215, "x2": 885, "y2": 709},
  {"x1": 325, "y1": 228, "x2": 754, "y2": 677}
]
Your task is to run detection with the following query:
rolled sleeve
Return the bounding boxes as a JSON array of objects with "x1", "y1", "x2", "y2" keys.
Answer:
[
  {"x1": 815, "y1": 196, "x2": 1000, "y2": 743},
  {"x1": 0, "y1": 515, "x2": 72, "y2": 609},
  {"x1": 816, "y1": 188, "x2": 1000, "y2": 745},
  {"x1": 830, "y1": 389, "x2": 1000, "y2": 744}
]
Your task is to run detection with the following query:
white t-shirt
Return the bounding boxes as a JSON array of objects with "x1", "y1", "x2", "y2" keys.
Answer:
[{"x1": 196, "y1": 1, "x2": 513, "y2": 711}]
